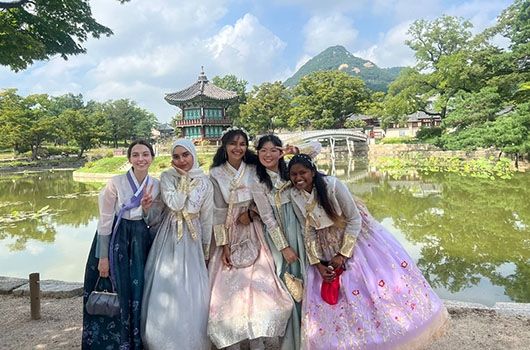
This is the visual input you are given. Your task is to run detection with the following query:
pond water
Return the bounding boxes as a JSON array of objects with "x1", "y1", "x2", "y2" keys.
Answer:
[{"x1": 0, "y1": 161, "x2": 528, "y2": 306}]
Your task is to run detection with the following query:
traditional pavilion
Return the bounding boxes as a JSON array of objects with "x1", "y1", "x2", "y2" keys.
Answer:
[{"x1": 165, "y1": 69, "x2": 238, "y2": 141}]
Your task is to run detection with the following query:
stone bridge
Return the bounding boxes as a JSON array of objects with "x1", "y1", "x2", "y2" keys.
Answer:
[{"x1": 276, "y1": 128, "x2": 368, "y2": 157}]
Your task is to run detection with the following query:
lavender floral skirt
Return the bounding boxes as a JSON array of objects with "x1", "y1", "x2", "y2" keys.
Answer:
[{"x1": 301, "y1": 204, "x2": 448, "y2": 350}]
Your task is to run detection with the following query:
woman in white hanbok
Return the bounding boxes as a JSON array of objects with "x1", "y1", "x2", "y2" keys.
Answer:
[{"x1": 142, "y1": 139, "x2": 213, "y2": 350}]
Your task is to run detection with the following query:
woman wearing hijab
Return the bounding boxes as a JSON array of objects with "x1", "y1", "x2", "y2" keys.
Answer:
[{"x1": 141, "y1": 139, "x2": 213, "y2": 349}]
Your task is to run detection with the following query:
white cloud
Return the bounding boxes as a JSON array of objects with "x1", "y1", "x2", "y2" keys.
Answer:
[
  {"x1": 205, "y1": 13, "x2": 287, "y2": 83},
  {"x1": 354, "y1": 21, "x2": 415, "y2": 68},
  {"x1": 271, "y1": 0, "x2": 368, "y2": 14},
  {"x1": 303, "y1": 13, "x2": 359, "y2": 55}
]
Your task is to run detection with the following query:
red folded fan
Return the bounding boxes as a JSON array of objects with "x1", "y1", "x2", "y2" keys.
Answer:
[{"x1": 321, "y1": 266, "x2": 344, "y2": 305}]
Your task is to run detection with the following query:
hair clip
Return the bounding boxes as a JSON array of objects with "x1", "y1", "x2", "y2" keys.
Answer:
[{"x1": 221, "y1": 126, "x2": 248, "y2": 138}]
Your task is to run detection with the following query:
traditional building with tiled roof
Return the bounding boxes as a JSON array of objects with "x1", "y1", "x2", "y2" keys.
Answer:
[{"x1": 165, "y1": 68, "x2": 238, "y2": 141}]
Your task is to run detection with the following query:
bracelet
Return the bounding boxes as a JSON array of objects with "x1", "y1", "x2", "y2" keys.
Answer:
[{"x1": 248, "y1": 208, "x2": 253, "y2": 222}]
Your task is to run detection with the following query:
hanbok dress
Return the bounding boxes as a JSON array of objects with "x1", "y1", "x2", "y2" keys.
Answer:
[
  {"x1": 290, "y1": 176, "x2": 449, "y2": 350},
  {"x1": 207, "y1": 162, "x2": 294, "y2": 349},
  {"x1": 251, "y1": 141, "x2": 321, "y2": 350},
  {"x1": 82, "y1": 169, "x2": 160, "y2": 350},
  {"x1": 141, "y1": 162, "x2": 213, "y2": 349}
]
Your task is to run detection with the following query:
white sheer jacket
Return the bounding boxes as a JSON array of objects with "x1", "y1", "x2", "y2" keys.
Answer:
[
  {"x1": 290, "y1": 176, "x2": 362, "y2": 265},
  {"x1": 159, "y1": 167, "x2": 213, "y2": 257},
  {"x1": 96, "y1": 170, "x2": 161, "y2": 258}
]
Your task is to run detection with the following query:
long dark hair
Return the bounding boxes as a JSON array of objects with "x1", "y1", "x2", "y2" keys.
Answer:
[
  {"x1": 211, "y1": 129, "x2": 258, "y2": 168},
  {"x1": 127, "y1": 139, "x2": 155, "y2": 159},
  {"x1": 255, "y1": 134, "x2": 288, "y2": 190},
  {"x1": 288, "y1": 154, "x2": 338, "y2": 221}
]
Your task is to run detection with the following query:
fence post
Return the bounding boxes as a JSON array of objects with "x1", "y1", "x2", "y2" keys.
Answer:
[{"x1": 29, "y1": 272, "x2": 41, "y2": 320}]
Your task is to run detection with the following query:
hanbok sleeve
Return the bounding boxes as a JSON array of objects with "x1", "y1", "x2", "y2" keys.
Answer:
[
  {"x1": 96, "y1": 178, "x2": 118, "y2": 258},
  {"x1": 251, "y1": 181, "x2": 288, "y2": 251},
  {"x1": 334, "y1": 179, "x2": 362, "y2": 258},
  {"x1": 200, "y1": 179, "x2": 214, "y2": 258},
  {"x1": 296, "y1": 141, "x2": 322, "y2": 159},
  {"x1": 160, "y1": 169, "x2": 189, "y2": 212},
  {"x1": 289, "y1": 190, "x2": 320, "y2": 265},
  {"x1": 210, "y1": 175, "x2": 229, "y2": 246},
  {"x1": 143, "y1": 182, "x2": 165, "y2": 229}
]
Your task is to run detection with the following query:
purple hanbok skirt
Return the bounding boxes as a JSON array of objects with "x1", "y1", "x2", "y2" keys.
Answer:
[{"x1": 301, "y1": 202, "x2": 448, "y2": 349}]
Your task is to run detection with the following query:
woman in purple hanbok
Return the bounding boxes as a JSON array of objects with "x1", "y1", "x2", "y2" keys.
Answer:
[{"x1": 288, "y1": 154, "x2": 448, "y2": 350}]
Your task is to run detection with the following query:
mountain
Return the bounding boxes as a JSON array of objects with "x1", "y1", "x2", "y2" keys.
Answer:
[{"x1": 284, "y1": 45, "x2": 404, "y2": 91}]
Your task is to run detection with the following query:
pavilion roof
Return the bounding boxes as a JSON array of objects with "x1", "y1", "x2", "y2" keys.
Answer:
[{"x1": 165, "y1": 70, "x2": 238, "y2": 106}]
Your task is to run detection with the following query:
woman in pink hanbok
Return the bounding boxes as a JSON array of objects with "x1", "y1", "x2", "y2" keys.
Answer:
[
  {"x1": 288, "y1": 154, "x2": 448, "y2": 350},
  {"x1": 207, "y1": 128, "x2": 293, "y2": 350}
]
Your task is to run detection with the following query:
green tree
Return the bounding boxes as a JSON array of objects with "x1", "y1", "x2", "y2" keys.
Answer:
[
  {"x1": 102, "y1": 99, "x2": 157, "y2": 147},
  {"x1": 0, "y1": 0, "x2": 129, "y2": 71},
  {"x1": 239, "y1": 82, "x2": 291, "y2": 135},
  {"x1": 289, "y1": 70, "x2": 368, "y2": 129},
  {"x1": 443, "y1": 87, "x2": 504, "y2": 130},
  {"x1": 405, "y1": 15, "x2": 473, "y2": 70},
  {"x1": 343, "y1": 119, "x2": 367, "y2": 129},
  {"x1": 0, "y1": 91, "x2": 57, "y2": 159},
  {"x1": 0, "y1": 88, "x2": 24, "y2": 150},
  {"x1": 212, "y1": 74, "x2": 248, "y2": 125},
  {"x1": 385, "y1": 15, "x2": 494, "y2": 121},
  {"x1": 59, "y1": 109, "x2": 106, "y2": 157}
]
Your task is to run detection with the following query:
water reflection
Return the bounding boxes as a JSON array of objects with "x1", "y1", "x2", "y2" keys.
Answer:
[
  {"x1": 0, "y1": 164, "x2": 529, "y2": 304},
  {"x1": 0, "y1": 171, "x2": 101, "y2": 251}
]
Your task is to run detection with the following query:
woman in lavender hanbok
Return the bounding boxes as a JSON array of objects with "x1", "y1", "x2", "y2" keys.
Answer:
[
  {"x1": 288, "y1": 154, "x2": 449, "y2": 350},
  {"x1": 207, "y1": 128, "x2": 293, "y2": 350},
  {"x1": 141, "y1": 139, "x2": 213, "y2": 349}
]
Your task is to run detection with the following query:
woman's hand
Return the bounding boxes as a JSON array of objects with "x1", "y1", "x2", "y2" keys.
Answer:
[
  {"x1": 221, "y1": 245, "x2": 232, "y2": 268},
  {"x1": 283, "y1": 144, "x2": 299, "y2": 155},
  {"x1": 316, "y1": 263, "x2": 336, "y2": 282},
  {"x1": 98, "y1": 258, "x2": 110, "y2": 278},
  {"x1": 173, "y1": 164, "x2": 188, "y2": 176},
  {"x1": 141, "y1": 184, "x2": 154, "y2": 212},
  {"x1": 330, "y1": 254, "x2": 346, "y2": 269},
  {"x1": 281, "y1": 246, "x2": 298, "y2": 264}
]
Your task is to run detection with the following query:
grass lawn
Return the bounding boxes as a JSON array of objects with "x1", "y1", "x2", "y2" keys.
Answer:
[{"x1": 76, "y1": 152, "x2": 216, "y2": 174}]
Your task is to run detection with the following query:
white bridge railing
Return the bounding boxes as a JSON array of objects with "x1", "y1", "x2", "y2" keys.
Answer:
[{"x1": 276, "y1": 128, "x2": 368, "y2": 157}]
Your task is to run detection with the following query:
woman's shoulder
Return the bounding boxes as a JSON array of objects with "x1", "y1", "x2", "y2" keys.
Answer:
[
  {"x1": 209, "y1": 165, "x2": 223, "y2": 177},
  {"x1": 160, "y1": 167, "x2": 177, "y2": 179}
]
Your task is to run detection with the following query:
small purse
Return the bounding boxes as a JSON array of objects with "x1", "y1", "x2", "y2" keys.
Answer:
[
  {"x1": 86, "y1": 276, "x2": 120, "y2": 317},
  {"x1": 230, "y1": 236, "x2": 260, "y2": 268},
  {"x1": 320, "y1": 265, "x2": 345, "y2": 305},
  {"x1": 283, "y1": 262, "x2": 304, "y2": 303}
]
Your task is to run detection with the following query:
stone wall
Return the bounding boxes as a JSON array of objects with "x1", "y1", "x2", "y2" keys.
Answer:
[{"x1": 368, "y1": 144, "x2": 500, "y2": 160}]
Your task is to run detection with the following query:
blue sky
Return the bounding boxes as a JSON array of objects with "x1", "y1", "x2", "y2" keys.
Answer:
[{"x1": 0, "y1": 0, "x2": 514, "y2": 122}]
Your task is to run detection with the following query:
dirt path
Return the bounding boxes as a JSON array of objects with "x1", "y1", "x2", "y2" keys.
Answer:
[{"x1": 1, "y1": 295, "x2": 529, "y2": 349}]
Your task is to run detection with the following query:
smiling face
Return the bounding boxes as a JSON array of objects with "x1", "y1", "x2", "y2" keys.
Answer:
[
  {"x1": 172, "y1": 145, "x2": 194, "y2": 172},
  {"x1": 289, "y1": 162, "x2": 314, "y2": 192},
  {"x1": 226, "y1": 134, "x2": 247, "y2": 164},
  {"x1": 258, "y1": 141, "x2": 283, "y2": 171},
  {"x1": 128, "y1": 144, "x2": 153, "y2": 172}
]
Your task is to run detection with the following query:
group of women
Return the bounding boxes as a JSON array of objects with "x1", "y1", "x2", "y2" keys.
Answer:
[{"x1": 82, "y1": 129, "x2": 448, "y2": 350}]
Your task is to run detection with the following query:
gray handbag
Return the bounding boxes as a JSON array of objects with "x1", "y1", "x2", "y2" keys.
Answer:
[{"x1": 86, "y1": 276, "x2": 120, "y2": 317}]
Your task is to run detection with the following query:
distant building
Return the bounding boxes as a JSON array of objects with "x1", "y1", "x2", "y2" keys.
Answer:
[
  {"x1": 346, "y1": 113, "x2": 381, "y2": 128},
  {"x1": 385, "y1": 111, "x2": 441, "y2": 138},
  {"x1": 165, "y1": 69, "x2": 238, "y2": 141},
  {"x1": 156, "y1": 122, "x2": 175, "y2": 138}
]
